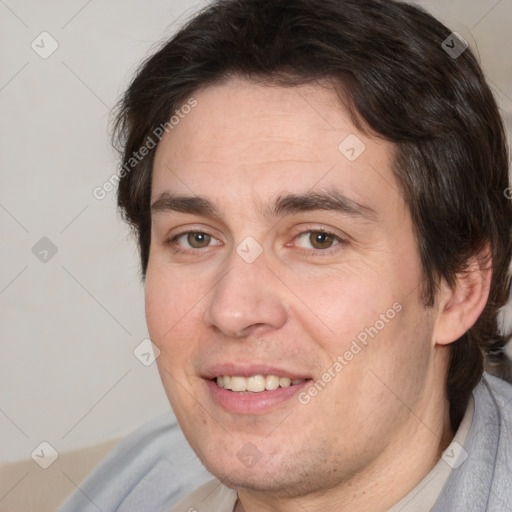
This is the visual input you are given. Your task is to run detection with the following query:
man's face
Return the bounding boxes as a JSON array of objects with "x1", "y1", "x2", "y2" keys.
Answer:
[{"x1": 146, "y1": 78, "x2": 446, "y2": 495}]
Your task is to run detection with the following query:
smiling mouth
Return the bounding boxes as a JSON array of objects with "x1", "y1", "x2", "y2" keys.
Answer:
[{"x1": 215, "y1": 375, "x2": 309, "y2": 393}]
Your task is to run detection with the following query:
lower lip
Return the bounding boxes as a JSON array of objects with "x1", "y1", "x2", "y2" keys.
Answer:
[{"x1": 205, "y1": 379, "x2": 310, "y2": 414}]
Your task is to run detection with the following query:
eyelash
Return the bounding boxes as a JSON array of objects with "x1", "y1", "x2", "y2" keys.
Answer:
[
  {"x1": 165, "y1": 228, "x2": 345, "y2": 257},
  {"x1": 290, "y1": 229, "x2": 344, "y2": 256},
  {"x1": 166, "y1": 230, "x2": 220, "y2": 256}
]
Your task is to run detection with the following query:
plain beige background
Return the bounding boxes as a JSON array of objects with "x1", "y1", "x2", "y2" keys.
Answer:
[{"x1": 1, "y1": 0, "x2": 511, "y2": 510}]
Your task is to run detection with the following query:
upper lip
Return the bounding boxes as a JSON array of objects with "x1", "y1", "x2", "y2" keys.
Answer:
[{"x1": 203, "y1": 364, "x2": 311, "y2": 380}]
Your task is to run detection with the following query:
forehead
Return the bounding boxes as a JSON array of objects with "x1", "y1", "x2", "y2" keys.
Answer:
[{"x1": 151, "y1": 78, "x2": 400, "y2": 216}]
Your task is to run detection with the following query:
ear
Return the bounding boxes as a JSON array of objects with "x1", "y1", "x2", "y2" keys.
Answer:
[{"x1": 433, "y1": 245, "x2": 492, "y2": 346}]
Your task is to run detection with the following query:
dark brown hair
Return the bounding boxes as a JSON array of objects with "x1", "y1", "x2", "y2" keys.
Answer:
[{"x1": 113, "y1": 0, "x2": 512, "y2": 429}]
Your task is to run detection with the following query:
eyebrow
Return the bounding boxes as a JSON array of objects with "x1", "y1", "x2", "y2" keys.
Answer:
[{"x1": 151, "y1": 189, "x2": 377, "y2": 222}]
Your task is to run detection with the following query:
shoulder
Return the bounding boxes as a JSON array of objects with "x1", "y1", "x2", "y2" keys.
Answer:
[
  {"x1": 476, "y1": 372, "x2": 512, "y2": 436},
  {"x1": 481, "y1": 371, "x2": 512, "y2": 408},
  {"x1": 433, "y1": 373, "x2": 512, "y2": 511},
  {"x1": 472, "y1": 373, "x2": 512, "y2": 507},
  {"x1": 57, "y1": 410, "x2": 211, "y2": 512}
]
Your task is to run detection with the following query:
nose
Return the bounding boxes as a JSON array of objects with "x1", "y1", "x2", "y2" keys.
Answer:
[{"x1": 203, "y1": 249, "x2": 288, "y2": 339}]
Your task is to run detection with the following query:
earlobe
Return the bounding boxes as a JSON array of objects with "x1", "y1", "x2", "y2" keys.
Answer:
[{"x1": 434, "y1": 246, "x2": 492, "y2": 346}]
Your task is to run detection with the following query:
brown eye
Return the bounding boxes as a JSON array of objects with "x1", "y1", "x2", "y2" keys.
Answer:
[
  {"x1": 186, "y1": 232, "x2": 211, "y2": 248},
  {"x1": 309, "y1": 231, "x2": 335, "y2": 249},
  {"x1": 293, "y1": 230, "x2": 342, "y2": 253},
  {"x1": 169, "y1": 230, "x2": 222, "y2": 252}
]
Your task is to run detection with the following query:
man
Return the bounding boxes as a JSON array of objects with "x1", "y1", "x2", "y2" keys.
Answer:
[{"x1": 60, "y1": 0, "x2": 512, "y2": 510}]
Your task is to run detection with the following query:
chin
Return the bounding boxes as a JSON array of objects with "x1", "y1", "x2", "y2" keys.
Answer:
[
  {"x1": 213, "y1": 469, "x2": 304, "y2": 495},
  {"x1": 196, "y1": 446, "x2": 340, "y2": 498}
]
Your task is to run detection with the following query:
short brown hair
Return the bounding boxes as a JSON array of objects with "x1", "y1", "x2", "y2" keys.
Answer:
[{"x1": 113, "y1": 0, "x2": 512, "y2": 429}]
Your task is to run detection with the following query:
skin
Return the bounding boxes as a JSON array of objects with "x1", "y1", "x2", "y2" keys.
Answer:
[{"x1": 145, "y1": 78, "x2": 491, "y2": 511}]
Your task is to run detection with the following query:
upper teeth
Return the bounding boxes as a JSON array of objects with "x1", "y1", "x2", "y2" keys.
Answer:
[{"x1": 216, "y1": 375, "x2": 305, "y2": 392}]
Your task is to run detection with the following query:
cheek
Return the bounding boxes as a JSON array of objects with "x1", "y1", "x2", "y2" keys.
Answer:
[
  {"x1": 293, "y1": 266, "x2": 431, "y2": 407},
  {"x1": 144, "y1": 264, "x2": 201, "y2": 358},
  {"x1": 284, "y1": 267, "x2": 402, "y2": 360},
  {"x1": 145, "y1": 267, "x2": 206, "y2": 420},
  {"x1": 338, "y1": 301, "x2": 434, "y2": 414}
]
